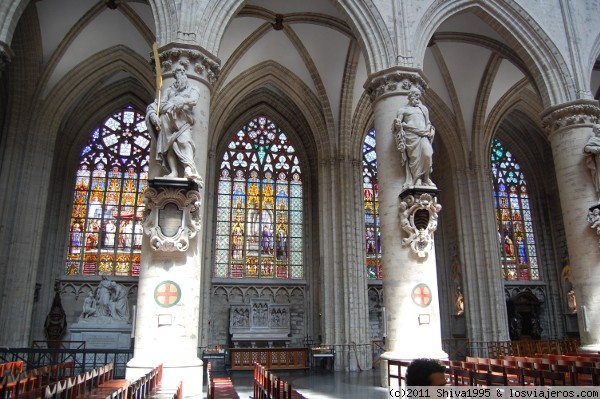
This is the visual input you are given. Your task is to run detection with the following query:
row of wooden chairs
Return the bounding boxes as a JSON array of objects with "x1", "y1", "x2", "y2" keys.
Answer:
[
  {"x1": 36, "y1": 362, "x2": 122, "y2": 399},
  {"x1": 484, "y1": 339, "x2": 581, "y2": 358},
  {"x1": 0, "y1": 362, "x2": 24, "y2": 377},
  {"x1": 253, "y1": 362, "x2": 293, "y2": 399},
  {"x1": 13, "y1": 362, "x2": 164, "y2": 399},
  {"x1": 1, "y1": 361, "x2": 75, "y2": 398},
  {"x1": 454, "y1": 356, "x2": 600, "y2": 386}
]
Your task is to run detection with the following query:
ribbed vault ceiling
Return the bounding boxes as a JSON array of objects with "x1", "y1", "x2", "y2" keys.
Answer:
[{"x1": 26, "y1": 0, "x2": 600, "y2": 153}]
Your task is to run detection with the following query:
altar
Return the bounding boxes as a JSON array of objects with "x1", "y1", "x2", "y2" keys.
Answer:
[{"x1": 229, "y1": 299, "x2": 291, "y2": 348}]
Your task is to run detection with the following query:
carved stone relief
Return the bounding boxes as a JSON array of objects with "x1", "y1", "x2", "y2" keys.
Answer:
[
  {"x1": 399, "y1": 193, "x2": 442, "y2": 257},
  {"x1": 143, "y1": 185, "x2": 201, "y2": 252}
]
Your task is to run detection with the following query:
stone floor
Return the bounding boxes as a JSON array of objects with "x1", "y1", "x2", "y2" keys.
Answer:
[{"x1": 228, "y1": 366, "x2": 390, "y2": 399}]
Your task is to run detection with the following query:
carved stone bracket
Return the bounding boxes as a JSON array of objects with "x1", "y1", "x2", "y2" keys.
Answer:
[
  {"x1": 399, "y1": 193, "x2": 442, "y2": 258},
  {"x1": 153, "y1": 43, "x2": 221, "y2": 87},
  {"x1": 587, "y1": 205, "x2": 600, "y2": 246},
  {"x1": 143, "y1": 182, "x2": 202, "y2": 252},
  {"x1": 364, "y1": 67, "x2": 428, "y2": 103}
]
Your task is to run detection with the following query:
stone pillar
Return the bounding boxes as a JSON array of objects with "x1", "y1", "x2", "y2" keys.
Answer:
[
  {"x1": 365, "y1": 68, "x2": 447, "y2": 372},
  {"x1": 541, "y1": 100, "x2": 600, "y2": 353},
  {"x1": 126, "y1": 43, "x2": 219, "y2": 399},
  {"x1": 454, "y1": 167, "x2": 510, "y2": 344}
]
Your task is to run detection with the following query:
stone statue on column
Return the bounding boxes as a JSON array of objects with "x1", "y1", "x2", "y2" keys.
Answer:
[
  {"x1": 583, "y1": 123, "x2": 600, "y2": 202},
  {"x1": 392, "y1": 88, "x2": 436, "y2": 188},
  {"x1": 146, "y1": 63, "x2": 203, "y2": 186}
]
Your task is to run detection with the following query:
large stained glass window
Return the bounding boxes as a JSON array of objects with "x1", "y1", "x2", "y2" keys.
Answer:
[
  {"x1": 491, "y1": 138, "x2": 539, "y2": 281},
  {"x1": 215, "y1": 116, "x2": 303, "y2": 279},
  {"x1": 65, "y1": 107, "x2": 150, "y2": 276},
  {"x1": 363, "y1": 129, "x2": 382, "y2": 279}
]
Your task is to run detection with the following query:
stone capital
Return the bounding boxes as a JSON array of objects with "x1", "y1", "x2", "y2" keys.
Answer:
[
  {"x1": 541, "y1": 99, "x2": 600, "y2": 135},
  {"x1": 153, "y1": 43, "x2": 221, "y2": 88},
  {"x1": 363, "y1": 67, "x2": 428, "y2": 103}
]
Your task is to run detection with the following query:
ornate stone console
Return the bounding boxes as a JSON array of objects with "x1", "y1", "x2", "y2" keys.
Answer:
[{"x1": 229, "y1": 299, "x2": 291, "y2": 347}]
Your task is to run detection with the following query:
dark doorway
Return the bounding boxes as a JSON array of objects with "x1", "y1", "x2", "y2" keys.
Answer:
[{"x1": 507, "y1": 292, "x2": 542, "y2": 340}]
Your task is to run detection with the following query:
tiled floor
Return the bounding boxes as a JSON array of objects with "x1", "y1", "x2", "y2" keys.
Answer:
[{"x1": 228, "y1": 367, "x2": 390, "y2": 399}]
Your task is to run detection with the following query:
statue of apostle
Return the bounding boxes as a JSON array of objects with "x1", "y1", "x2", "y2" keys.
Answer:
[
  {"x1": 392, "y1": 88, "x2": 436, "y2": 188},
  {"x1": 146, "y1": 63, "x2": 203, "y2": 186}
]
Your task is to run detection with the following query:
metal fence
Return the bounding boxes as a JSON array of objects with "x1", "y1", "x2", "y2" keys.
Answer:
[{"x1": 0, "y1": 347, "x2": 134, "y2": 378}]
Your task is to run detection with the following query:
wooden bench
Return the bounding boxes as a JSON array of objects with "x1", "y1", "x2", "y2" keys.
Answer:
[
  {"x1": 207, "y1": 361, "x2": 238, "y2": 399},
  {"x1": 253, "y1": 362, "x2": 306, "y2": 399}
]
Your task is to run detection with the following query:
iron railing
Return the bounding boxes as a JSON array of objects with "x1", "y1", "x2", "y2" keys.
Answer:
[{"x1": 0, "y1": 347, "x2": 134, "y2": 378}]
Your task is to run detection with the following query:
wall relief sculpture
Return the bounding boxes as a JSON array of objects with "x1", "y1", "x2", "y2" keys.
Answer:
[
  {"x1": 79, "y1": 276, "x2": 130, "y2": 322},
  {"x1": 229, "y1": 299, "x2": 291, "y2": 347}
]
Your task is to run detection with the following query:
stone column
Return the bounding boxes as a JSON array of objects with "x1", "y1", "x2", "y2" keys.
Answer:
[
  {"x1": 365, "y1": 68, "x2": 447, "y2": 372},
  {"x1": 541, "y1": 100, "x2": 600, "y2": 353},
  {"x1": 454, "y1": 167, "x2": 510, "y2": 344},
  {"x1": 126, "y1": 43, "x2": 219, "y2": 399}
]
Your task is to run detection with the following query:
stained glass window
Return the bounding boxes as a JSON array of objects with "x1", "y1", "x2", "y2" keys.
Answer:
[
  {"x1": 215, "y1": 116, "x2": 303, "y2": 279},
  {"x1": 491, "y1": 138, "x2": 539, "y2": 281},
  {"x1": 65, "y1": 107, "x2": 150, "y2": 276},
  {"x1": 363, "y1": 129, "x2": 382, "y2": 279}
]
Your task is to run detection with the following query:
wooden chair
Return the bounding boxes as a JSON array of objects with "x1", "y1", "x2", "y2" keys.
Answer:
[
  {"x1": 461, "y1": 361, "x2": 477, "y2": 371},
  {"x1": 58, "y1": 361, "x2": 75, "y2": 380},
  {"x1": 594, "y1": 365, "x2": 600, "y2": 386},
  {"x1": 1, "y1": 370, "x2": 32, "y2": 398},
  {"x1": 474, "y1": 362, "x2": 490, "y2": 372},
  {"x1": 451, "y1": 367, "x2": 473, "y2": 386},
  {"x1": 550, "y1": 363, "x2": 574, "y2": 385},
  {"x1": 503, "y1": 363, "x2": 524, "y2": 385},
  {"x1": 472, "y1": 371, "x2": 489, "y2": 386},
  {"x1": 572, "y1": 361, "x2": 595, "y2": 386},
  {"x1": 488, "y1": 363, "x2": 505, "y2": 376},
  {"x1": 280, "y1": 380, "x2": 292, "y2": 399},
  {"x1": 43, "y1": 378, "x2": 69, "y2": 399},
  {"x1": 486, "y1": 371, "x2": 508, "y2": 386},
  {"x1": 521, "y1": 367, "x2": 542, "y2": 386},
  {"x1": 540, "y1": 369, "x2": 567, "y2": 386}
]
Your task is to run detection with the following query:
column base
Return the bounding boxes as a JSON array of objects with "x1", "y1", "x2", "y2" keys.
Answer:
[{"x1": 578, "y1": 343, "x2": 600, "y2": 353}]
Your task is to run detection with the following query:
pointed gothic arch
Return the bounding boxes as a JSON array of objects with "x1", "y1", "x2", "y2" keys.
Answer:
[{"x1": 414, "y1": 0, "x2": 574, "y2": 106}]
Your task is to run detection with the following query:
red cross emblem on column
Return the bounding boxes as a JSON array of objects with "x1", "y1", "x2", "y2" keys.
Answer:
[
  {"x1": 154, "y1": 281, "x2": 181, "y2": 308},
  {"x1": 412, "y1": 283, "x2": 432, "y2": 307}
]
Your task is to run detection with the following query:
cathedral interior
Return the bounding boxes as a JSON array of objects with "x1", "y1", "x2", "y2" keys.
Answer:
[{"x1": 0, "y1": 0, "x2": 600, "y2": 392}]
